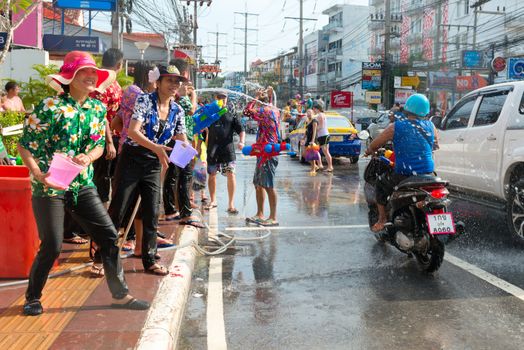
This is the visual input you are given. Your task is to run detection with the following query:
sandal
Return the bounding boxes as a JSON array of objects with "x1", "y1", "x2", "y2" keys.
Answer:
[
  {"x1": 227, "y1": 208, "x2": 239, "y2": 215},
  {"x1": 23, "y1": 299, "x2": 43, "y2": 316},
  {"x1": 246, "y1": 216, "x2": 265, "y2": 225},
  {"x1": 145, "y1": 264, "x2": 169, "y2": 276},
  {"x1": 111, "y1": 297, "x2": 150, "y2": 310},
  {"x1": 157, "y1": 237, "x2": 175, "y2": 248},
  {"x1": 121, "y1": 240, "x2": 135, "y2": 252},
  {"x1": 204, "y1": 203, "x2": 217, "y2": 210},
  {"x1": 63, "y1": 234, "x2": 89, "y2": 244},
  {"x1": 90, "y1": 264, "x2": 105, "y2": 277},
  {"x1": 179, "y1": 219, "x2": 205, "y2": 229},
  {"x1": 260, "y1": 219, "x2": 279, "y2": 227}
]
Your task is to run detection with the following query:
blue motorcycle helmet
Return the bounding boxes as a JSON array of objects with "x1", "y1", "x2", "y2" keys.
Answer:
[{"x1": 403, "y1": 93, "x2": 430, "y2": 118}]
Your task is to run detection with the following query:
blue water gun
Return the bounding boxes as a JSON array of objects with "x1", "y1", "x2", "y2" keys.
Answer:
[{"x1": 192, "y1": 100, "x2": 228, "y2": 134}]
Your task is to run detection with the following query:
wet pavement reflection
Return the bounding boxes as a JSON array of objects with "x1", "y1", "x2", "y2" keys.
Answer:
[{"x1": 180, "y1": 151, "x2": 524, "y2": 350}]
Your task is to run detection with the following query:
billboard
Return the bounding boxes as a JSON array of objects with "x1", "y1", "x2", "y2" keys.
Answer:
[
  {"x1": 365, "y1": 91, "x2": 381, "y2": 104},
  {"x1": 507, "y1": 57, "x2": 524, "y2": 80},
  {"x1": 43, "y1": 34, "x2": 99, "y2": 52},
  {"x1": 55, "y1": 0, "x2": 116, "y2": 11},
  {"x1": 361, "y1": 62, "x2": 382, "y2": 90},
  {"x1": 305, "y1": 41, "x2": 317, "y2": 75},
  {"x1": 428, "y1": 71, "x2": 458, "y2": 90},
  {"x1": 394, "y1": 89, "x2": 415, "y2": 104},
  {"x1": 456, "y1": 74, "x2": 488, "y2": 92},
  {"x1": 462, "y1": 50, "x2": 493, "y2": 69},
  {"x1": 330, "y1": 91, "x2": 353, "y2": 109}
]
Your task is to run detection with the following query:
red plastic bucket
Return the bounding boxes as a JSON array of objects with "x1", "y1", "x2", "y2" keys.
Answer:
[{"x1": 0, "y1": 166, "x2": 40, "y2": 278}]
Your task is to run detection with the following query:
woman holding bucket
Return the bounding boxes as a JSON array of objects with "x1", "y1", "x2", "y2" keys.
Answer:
[
  {"x1": 108, "y1": 64, "x2": 188, "y2": 276},
  {"x1": 17, "y1": 51, "x2": 149, "y2": 316}
]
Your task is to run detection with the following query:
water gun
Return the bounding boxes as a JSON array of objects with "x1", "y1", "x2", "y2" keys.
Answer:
[
  {"x1": 379, "y1": 150, "x2": 395, "y2": 167},
  {"x1": 242, "y1": 142, "x2": 290, "y2": 166},
  {"x1": 192, "y1": 100, "x2": 228, "y2": 134}
]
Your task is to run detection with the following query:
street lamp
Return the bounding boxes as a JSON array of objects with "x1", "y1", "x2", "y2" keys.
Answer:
[{"x1": 134, "y1": 41, "x2": 150, "y2": 60}]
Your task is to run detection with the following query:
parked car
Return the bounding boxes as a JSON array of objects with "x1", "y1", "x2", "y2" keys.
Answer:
[
  {"x1": 367, "y1": 110, "x2": 391, "y2": 140},
  {"x1": 288, "y1": 111, "x2": 361, "y2": 164},
  {"x1": 434, "y1": 81, "x2": 524, "y2": 241}
]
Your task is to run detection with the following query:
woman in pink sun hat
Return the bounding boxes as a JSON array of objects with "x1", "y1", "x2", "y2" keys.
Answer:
[{"x1": 17, "y1": 51, "x2": 149, "y2": 316}]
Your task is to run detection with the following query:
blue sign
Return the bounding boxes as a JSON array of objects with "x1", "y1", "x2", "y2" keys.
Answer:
[
  {"x1": 55, "y1": 0, "x2": 116, "y2": 11},
  {"x1": 462, "y1": 50, "x2": 492, "y2": 69},
  {"x1": 43, "y1": 34, "x2": 100, "y2": 52},
  {"x1": 508, "y1": 57, "x2": 524, "y2": 80},
  {"x1": 0, "y1": 32, "x2": 7, "y2": 50}
]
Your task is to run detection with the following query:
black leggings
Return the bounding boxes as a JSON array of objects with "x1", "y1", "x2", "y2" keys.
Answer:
[
  {"x1": 26, "y1": 187, "x2": 128, "y2": 301},
  {"x1": 109, "y1": 144, "x2": 161, "y2": 270}
]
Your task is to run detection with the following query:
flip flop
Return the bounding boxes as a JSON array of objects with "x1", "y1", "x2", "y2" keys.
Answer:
[
  {"x1": 260, "y1": 219, "x2": 279, "y2": 227},
  {"x1": 63, "y1": 235, "x2": 89, "y2": 244},
  {"x1": 180, "y1": 219, "x2": 206, "y2": 228},
  {"x1": 246, "y1": 216, "x2": 265, "y2": 225},
  {"x1": 145, "y1": 264, "x2": 169, "y2": 276},
  {"x1": 164, "y1": 215, "x2": 181, "y2": 221},
  {"x1": 227, "y1": 208, "x2": 239, "y2": 215},
  {"x1": 90, "y1": 264, "x2": 105, "y2": 277},
  {"x1": 204, "y1": 203, "x2": 218, "y2": 210},
  {"x1": 111, "y1": 297, "x2": 150, "y2": 310}
]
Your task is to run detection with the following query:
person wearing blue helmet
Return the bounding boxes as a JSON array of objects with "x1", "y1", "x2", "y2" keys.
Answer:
[{"x1": 364, "y1": 93, "x2": 437, "y2": 232}]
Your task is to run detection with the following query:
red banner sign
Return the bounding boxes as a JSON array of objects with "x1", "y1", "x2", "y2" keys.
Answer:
[
  {"x1": 456, "y1": 74, "x2": 488, "y2": 92},
  {"x1": 330, "y1": 91, "x2": 353, "y2": 109}
]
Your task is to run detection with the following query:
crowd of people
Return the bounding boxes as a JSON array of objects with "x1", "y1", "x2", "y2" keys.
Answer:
[{"x1": 14, "y1": 49, "x2": 283, "y2": 316}]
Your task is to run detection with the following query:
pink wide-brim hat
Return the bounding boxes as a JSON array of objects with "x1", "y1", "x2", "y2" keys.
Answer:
[{"x1": 45, "y1": 51, "x2": 116, "y2": 93}]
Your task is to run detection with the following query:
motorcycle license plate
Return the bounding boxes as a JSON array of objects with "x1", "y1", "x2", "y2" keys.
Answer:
[{"x1": 426, "y1": 213, "x2": 456, "y2": 235}]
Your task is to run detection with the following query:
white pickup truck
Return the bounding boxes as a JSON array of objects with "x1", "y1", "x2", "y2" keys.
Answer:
[{"x1": 434, "y1": 81, "x2": 524, "y2": 241}]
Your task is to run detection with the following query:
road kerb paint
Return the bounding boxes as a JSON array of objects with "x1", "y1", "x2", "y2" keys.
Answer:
[
  {"x1": 445, "y1": 253, "x2": 524, "y2": 302},
  {"x1": 207, "y1": 258, "x2": 227, "y2": 350},
  {"x1": 224, "y1": 224, "x2": 370, "y2": 231}
]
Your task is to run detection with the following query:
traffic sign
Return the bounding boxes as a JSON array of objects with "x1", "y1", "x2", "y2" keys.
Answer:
[
  {"x1": 55, "y1": 0, "x2": 116, "y2": 11},
  {"x1": 401, "y1": 76, "x2": 420, "y2": 88}
]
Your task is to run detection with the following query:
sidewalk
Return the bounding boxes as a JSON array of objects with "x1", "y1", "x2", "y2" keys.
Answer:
[{"x1": 0, "y1": 220, "x2": 199, "y2": 350}]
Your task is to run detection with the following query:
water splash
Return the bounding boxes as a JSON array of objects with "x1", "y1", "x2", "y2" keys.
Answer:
[{"x1": 194, "y1": 88, "x2": 280, "y2": 111}]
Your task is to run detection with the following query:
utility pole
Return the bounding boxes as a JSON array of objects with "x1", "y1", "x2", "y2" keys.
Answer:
[
  {"x1": 206, "y1": 31, "x2": 227, "y2": 64},
  {"x1": 234, "y1": 11, "x2": 259, "y2": 92},
  {"x1": 182, "y1": 1, "x2": 213, "y2": 88},
  {"x1": 383, "y1": 0, "x2": 391, "y2": 108},
  {"x1": 111, "y1": 0, "x2": 120, "y2": 49},
  {"x1": 284, "y1": 11, "x2": 317, "y2": 96}
]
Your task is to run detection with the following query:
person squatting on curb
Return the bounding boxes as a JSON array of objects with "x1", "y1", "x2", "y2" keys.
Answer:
[{"x1": 17, "y1": 51, "x2": 150, "y2": 316}]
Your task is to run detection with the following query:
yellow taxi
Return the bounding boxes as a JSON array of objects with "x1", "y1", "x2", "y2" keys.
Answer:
[{"x1": 288, "y1": 111, "x2": 361, "y2": 164}]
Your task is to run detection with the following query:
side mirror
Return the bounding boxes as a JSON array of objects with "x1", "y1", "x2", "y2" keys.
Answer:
[
  {"x1": 357, "y1": 130, "x2": 370, "y2": 140},
  {"x1": 430, "y1": 116, "x2": 443, "y2": 129}
]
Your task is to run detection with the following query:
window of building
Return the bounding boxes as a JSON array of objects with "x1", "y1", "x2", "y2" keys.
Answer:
[{"x1": 329, "y1": 12, "x2": 342, "y2": 25}]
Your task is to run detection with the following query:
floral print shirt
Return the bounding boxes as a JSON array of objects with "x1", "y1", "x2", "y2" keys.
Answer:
[
  {"x1": 125, "y1": 91, "x2": 186, "y2": 147},
  {"x1": 19, "y1": 94, "x2": 107, "y2": 197},
  {"x1": 89, "y1": 80, "x2": 122, "y2": 124},
  {"x1": 178, "y1": 95, "x2": 194, "y2": 141},
  {"x1": 244, "y1": 101, "x2": 280, "y2": 144},
  {"x1": 116, "y1": 84, "x2": 143, "y2": 152}
]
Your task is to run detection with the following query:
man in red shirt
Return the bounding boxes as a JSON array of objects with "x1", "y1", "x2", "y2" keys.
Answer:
[{"x1": 90, "y1": 48, "x2": 124, "y2": 207}]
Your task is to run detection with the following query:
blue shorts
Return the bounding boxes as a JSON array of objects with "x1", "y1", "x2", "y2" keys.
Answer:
[{"x1": 253, "y1": 158, "x2": 278, "y2": 188}]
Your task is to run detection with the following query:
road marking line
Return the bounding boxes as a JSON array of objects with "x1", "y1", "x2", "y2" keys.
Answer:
[
  {"x1": 445, "y1": 253, "x2": 524, "y2": 302},
  {"x1": 207, "y1": 257, "x2": 227, "y2": 350},
  {"x1": 224, "y1": 224, "x2": 369, "y2": 231}
]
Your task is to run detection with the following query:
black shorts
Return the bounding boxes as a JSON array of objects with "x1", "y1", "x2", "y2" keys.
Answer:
[{"x1": 317, "y1": 135, "x2": 330, "y2": 146}]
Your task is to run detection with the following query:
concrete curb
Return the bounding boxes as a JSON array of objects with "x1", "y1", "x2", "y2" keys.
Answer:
[{"x1": 135, "y1": 225, "x2": 199, "y2": 350}]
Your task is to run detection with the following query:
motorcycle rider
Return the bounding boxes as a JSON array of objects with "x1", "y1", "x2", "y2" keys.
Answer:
[{"x1": 364, "y1": 94, "x2": 437, "y2": 233}]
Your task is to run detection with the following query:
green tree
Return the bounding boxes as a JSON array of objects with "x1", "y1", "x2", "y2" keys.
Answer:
[
  {"x1": 207, "y1": 76, "x2": 225, "y2": 88},
  {"x1": 258, "y1": 72, "x2": 280, "y2": 89}
]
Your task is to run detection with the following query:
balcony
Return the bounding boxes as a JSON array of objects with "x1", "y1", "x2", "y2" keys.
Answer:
[
  {"x1": 407, "y1": 32, "x2": 423, "y2": 44},
  {"x1": 368, "y1": 20, "x2": 384, "y2": 31},
  {"x1": 368, "y1": 45, "x2": 384, "y2": 56},
  {"x1": 406, "y1": 0, "x2": 429, "y2": 15},
  {"x1": 324, "y1": 20, "x2": 344, "y2": 33},
  {"x1": 370, "y1": 0, "x2": 385, "y2": 7}
]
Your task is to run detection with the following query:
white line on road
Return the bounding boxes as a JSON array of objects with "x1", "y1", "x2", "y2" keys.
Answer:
[
  {"x1": 207, "y1": 257, "x2": 227, "y2": 350},
  {"x1": 445, "y1": 253, "x2": 524, "y2": 302},
  {"x1": 224, "y1": 224, "x2": 369, "y2": 232},
  {"x1": 207, "y1": 203, "x2": 227, "y2": 350}
]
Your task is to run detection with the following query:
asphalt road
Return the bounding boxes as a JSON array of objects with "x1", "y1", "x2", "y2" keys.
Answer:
[{"x1": 179, "y1": 143, "x2": 524, "y2": 350}]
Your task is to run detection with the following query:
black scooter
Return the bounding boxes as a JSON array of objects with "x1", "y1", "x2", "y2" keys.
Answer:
[{"x1": 364, "y1": 149, "x2": 464, "y2": 273}]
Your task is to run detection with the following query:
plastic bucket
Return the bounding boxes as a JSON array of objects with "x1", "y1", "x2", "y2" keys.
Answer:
[
  {"x1": 47, "y1": 153, "x2": 84, "y2": 188},
  {"x1": 169, "y1": 140, "x2": 198, "y2": 168}
]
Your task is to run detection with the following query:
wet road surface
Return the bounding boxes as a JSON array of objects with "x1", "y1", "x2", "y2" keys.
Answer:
[{"x1": 179, "y1": 146, "x2": 524, "y2": 350}]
